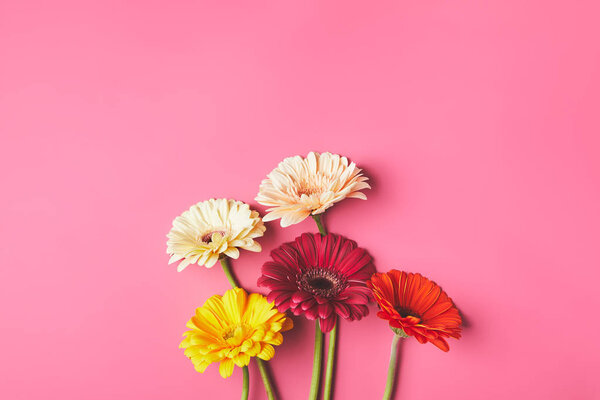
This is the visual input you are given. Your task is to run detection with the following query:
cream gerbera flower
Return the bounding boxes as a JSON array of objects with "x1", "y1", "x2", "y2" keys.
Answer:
[
  {"x1": 255, "y1": 152, "x2": 371, "y2": 227},
  {"x1": 166, "y1": 199, "x2": 265, "y2": 271}
]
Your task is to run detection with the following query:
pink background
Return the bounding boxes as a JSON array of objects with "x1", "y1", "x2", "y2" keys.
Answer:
[{"x1": 1, "y1": 1, "x2": 599, "y2": 399}]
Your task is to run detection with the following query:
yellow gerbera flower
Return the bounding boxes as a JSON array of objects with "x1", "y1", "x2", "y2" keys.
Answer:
[
  {"x1": 180, "y1": 288, "x2": 293, "y2": 378},
  {"x1": 166, "y1": 199, "x2": 266, "y2": 271},
  {"x1": 256, "y1": 152, "x2": 371, "y2": 227}
]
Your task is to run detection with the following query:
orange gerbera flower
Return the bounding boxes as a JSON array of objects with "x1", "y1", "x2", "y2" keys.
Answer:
[{"x1": 367, "y1": 270, "x2": 462, "y2": 351}]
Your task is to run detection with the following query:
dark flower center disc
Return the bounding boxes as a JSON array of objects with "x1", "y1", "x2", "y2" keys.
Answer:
[
  {"x1": 298, "y1": 268, "x2": 347, "y2": 298},
  {"x1": 308, "y1": 277, "x2": 334, "y2": 290},
  {"x1": 395, "y1": 306, "x2": 421, "y2": 321}
]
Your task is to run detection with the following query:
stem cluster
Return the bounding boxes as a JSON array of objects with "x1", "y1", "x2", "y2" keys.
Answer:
[{"x1": 309, "y1": 214, "x2": 337, "y2": 400}]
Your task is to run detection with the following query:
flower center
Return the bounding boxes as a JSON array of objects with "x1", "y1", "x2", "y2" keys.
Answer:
[
  {"x1": 308, "y1": 277, "x2": 334, "y2": 290},
  {"x1": 295, "y1": 177, "x2": 326, "y2": 197},
  {"x1": 221, "y1": 324, "x2": 249, "y2": 341},
  {"x1": 395, "y1": 306, "x2": 421, "y2": 321},
  {"x1": 222, "y1": 330, "x2": 235, "y2": 340},
  {"x1": 201, "y1": 230, "x2": 226, "y2": 243},
  {"x1": 297, "y1": 186, "x2": 321, "y2": 196},
  {"x1": 298, "y1": 268, "x2": 347, "y2": 298}
]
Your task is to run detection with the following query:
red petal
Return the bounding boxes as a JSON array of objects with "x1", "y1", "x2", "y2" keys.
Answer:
[
  {"x1": 297, "y1": 233, "x2": 318, "y2": 267},
  {"x1": 430, "y1": 337, "x2": 450, "y2": 352},
  {"x1": 337, "y1": 248, "x2": 372, "y2": 277},
  {"x1": 301, "y1": 298, "x2": 316, "y2": 310},
  {"x1": 334, "y1": 303, "x2": 351, "y2": 319},
  {"x1": 292, "y1": 291, "x2": 312, "y2": 304},
  {"x1": 304, "y1": 305, "x2": 319, "y2": 320},
  {"x1": 319, "y1": 317, "x2": 336, "y2": 333},
  {"x1": 318, "y1": 303, "x2": 333, "y2": 319},
  {"x1": 277, "y1": 299, "x2": 292, "y2": 312}
]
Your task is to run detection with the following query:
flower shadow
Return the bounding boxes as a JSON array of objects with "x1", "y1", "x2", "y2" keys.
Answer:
[{"x1": 456, "y1": 304, "x2": 473, "y2": 329}]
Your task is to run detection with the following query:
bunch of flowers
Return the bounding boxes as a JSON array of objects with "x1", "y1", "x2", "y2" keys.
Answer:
[{"x1": 167, "y1": 151, "x2": 462, "y2": 400}]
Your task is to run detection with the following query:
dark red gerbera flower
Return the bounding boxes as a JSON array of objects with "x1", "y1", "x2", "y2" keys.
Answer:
[{"x1": 258, "y1": 233, "x2": 375, "y2": 332}]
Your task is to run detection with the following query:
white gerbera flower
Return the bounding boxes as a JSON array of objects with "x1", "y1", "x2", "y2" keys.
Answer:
[
  {"x1": 167, "y1": 199, "x2": 266, "y2": 271},
  {"x1": 255, "y1": 152, "x2": 370, "y2": 227}
]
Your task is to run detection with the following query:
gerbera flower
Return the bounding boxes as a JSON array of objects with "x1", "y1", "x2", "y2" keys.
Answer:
[
  {"x1": 179, "y1": 288, "x2": 293, "y2": 378},
  {"x1": 258, "y1": 232, "x2": 375, "y2": 332},
  {"x1": 367, "y1": 270, "x2": 462, "y2": 351},
  {"x1": 166, "y1": 199, "x2": 266, "y2": 271},
  {"x1": 255, "y1": 152, "x2": 370, "y2": 227}
]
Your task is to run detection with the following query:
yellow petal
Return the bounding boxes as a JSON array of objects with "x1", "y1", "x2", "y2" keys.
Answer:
[
  {"x1": 281, "y1": 317, "x2": 294, "y2": 332},
  {"x1": 247, "y1": 341, "x2": 261, "y2": 357},
  {"x1": 265, "y1": 332, "x2": 283, "y2": 346},
  {"x1": 222, "y1": 288, "x2": 246, "y2": 323},
  {"x1": 193, "y1": 361, "x2": 210, "y2": 373},
  {"x1": 219, "y1": 359, "x2": 235, "y2": 378},
  {"x1": 257, "y1": 344, "x2": 275, "y2": 360},
  {"x1": 233, "y1": 353, "x2": 251, "y2": 367}
]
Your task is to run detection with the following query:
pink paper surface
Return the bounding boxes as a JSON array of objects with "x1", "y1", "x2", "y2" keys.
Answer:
[{"x1": 1, "y1": 1, "x2": 599, "y2": 399}]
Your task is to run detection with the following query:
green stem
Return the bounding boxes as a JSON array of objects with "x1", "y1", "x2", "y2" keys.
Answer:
[
  {"x1": 309, "y1": 321, "x2": 324, "y2": 400},
  {"x1": 312, "y1": 214, "x2": 327, "y2": 236},
  {"x1": 220, "y1": 257, "x2": 240, "y2": 288},
  {"x1": 323, "y1": 320, "x2": 337, "y2": 400},
  {"x1": 383, "y1": 334, "x2": 402, "y2": 400},
  {"x1": 256, "y1": 359, "x2": 276, "y2": 400},
  {"x1": 241, "y1": 366, "x2": 249, "y2": 400},
  {"x1": 313, "y1": 214, "x2": 337, "y2": 399}
]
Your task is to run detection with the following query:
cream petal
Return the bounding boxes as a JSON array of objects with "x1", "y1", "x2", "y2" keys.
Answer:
[
  {"x1": 223, "y1": 247, "x2": 240, "y2": 259},
  {"x1": 262, "y1": 211, "x2": 280, "y2": 222},
  {"x1": 353, "y1": 181, "x2": 371, "y2": 190},
  {"x1": 347, "y1": 192, "x2": 367, "y2": 200},
  {"x1": 242, "y1": 241, "x2": 261, "y2": 252},
  {"x1": 205, "y1": 253, "x2": 220, "y2": 268},
  {"x1": 168, "y1": 254, "x2": 183, "y2": 264},
  {"x1": 280, "y1": 209, "x2": 311, "y2": 227},
  {"x1": 197, "y1": 251, "x2": 211, "y2": 266},
  {"x1": 177, "y1": 259, "x2": 190, "y2": 272}
]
